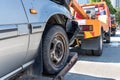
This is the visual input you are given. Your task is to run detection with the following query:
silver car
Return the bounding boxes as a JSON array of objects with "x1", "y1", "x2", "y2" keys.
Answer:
[{"x1": 0, "y1": 0, "x2": 75, "y2": 79}]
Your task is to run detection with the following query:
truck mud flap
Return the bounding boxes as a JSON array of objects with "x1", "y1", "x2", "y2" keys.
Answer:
[{"x1": 81, "y1": 37, "x2": 101, "y2": 50}]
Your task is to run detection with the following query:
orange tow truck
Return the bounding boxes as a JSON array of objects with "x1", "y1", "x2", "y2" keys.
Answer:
[
  {"x1": 111, "y1": 15, "x2": 117, "y2": 36},
  {"x1": 69, "y1": 0, "x2": 111, "y2": 56}
]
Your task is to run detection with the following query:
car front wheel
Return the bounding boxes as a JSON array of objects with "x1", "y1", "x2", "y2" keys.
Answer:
[{"x1": 42, "y1": 25, "x2": 69, "y2": 74}]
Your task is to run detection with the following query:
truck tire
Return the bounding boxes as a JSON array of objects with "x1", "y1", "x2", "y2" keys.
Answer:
[
  {"x1": 42, "y1": 25, "x2": 69, "y2": 74},
  {"x1": 113, "y1": 31, "x2": 116, "y2": 36},
  {"x1": 106, "y1": 29, "x2": 111, "y2": 43},
  {"x1": 111, "y1": 31, "x2": 116, "y2": 36},
  {"x1": 111, "y1": 27, "x2": 116, "y2": 36},
  {"x1": 93, "y1": 34, "x2": 103, "y2": 56}
]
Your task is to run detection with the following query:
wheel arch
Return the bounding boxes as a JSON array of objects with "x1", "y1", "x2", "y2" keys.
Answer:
[
  {"x1": 42, "y1": 13, "x2": 72, "y2": 42},
  {"x1": 44, "y1": 14, "x2": 69, "y2": 32}
]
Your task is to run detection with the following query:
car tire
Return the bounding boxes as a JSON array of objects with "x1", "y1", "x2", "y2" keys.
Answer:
[
  {"x1": 42, "y1": 25, "x2": 69, "y2": 74},
  {"x1": 92, "y1": 33, "x2": 103, "y2": 56}
]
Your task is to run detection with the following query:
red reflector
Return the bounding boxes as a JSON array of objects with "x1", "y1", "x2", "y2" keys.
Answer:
[
  {"x1": 80, "y1": 25, "x2": 93, "y2": 31},
  {"x1": 95, "y1": 5, "x2": 98, "y2": 8}
]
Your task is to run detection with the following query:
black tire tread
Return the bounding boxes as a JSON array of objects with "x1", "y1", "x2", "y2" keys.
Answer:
[{"x1": 42, "y1": 25, "x2": 69, "y2": 74}]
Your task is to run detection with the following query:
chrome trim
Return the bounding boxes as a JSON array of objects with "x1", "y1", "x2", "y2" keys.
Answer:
[
  {"x1": 0, "y1": 28, "x2": 17, "y2": 33},
  {"x1": 0, "y1": 60, "x2": 35, "y2": 80},
  {"x1": 0, "y1": 25, "x2": 18, "y2": 39},
  {"x1": 0, "y1": 67, "x2": 22, "y2": 80},
  {"x1": 22, "y1": 60, "x2": 35, "y2": 69},
  {"x1": 31, "y1": 23, "x2": 43, "y2": 33}
]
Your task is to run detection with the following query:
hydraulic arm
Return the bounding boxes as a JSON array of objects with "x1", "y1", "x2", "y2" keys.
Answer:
[{"x1": 69, "y1": 0, "x2": 90, "y2": 19}]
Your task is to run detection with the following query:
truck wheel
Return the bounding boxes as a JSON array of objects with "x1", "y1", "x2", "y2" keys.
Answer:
[
  {"x1": 93, "y1": 35, "x2": 103, "y2": 56},
  {"x1": 113, "y1": 31, "x2": 116, "y2": 36},
  {"x1": 106, "y1": 30, "x2": 111, "y2": 43},
  {"x1": 111, "y1": 31, "x2": 116, "y2": 36},
  {"x1": 42, "y1": 25, "x2": 69, "y2": 74},
  {"x1": 111, "y1": 28, "x2": 116, "y2": 36}
]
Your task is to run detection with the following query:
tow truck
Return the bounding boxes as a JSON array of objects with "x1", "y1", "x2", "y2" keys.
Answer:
[
  {"x1": 111, "y1": 15, "x2": 117, "y2": 36},
  {"x1": 69, "y1": 0, "x2": 111, "y2": 56}
]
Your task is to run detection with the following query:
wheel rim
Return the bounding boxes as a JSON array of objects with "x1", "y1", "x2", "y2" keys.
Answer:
[{"x1": 50, "y1": 33, "x2": 66, "y2": 67}]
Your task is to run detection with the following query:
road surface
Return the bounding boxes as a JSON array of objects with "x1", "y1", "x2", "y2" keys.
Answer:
[{"x1": 65, "y1": 30, "x2": 120, "y2": 80}]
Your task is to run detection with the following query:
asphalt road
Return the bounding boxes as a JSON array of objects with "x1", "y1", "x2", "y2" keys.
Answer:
[{"x1": 65, "y1": 30, "x2": 120, "y2": 80}]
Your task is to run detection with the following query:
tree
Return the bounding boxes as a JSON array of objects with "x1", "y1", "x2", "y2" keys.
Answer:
[
  {"x1": 90, "y1": 0, "x2": 100, "y2": 3},
  {"x1": 115, "y1": 8, "x2": 120, "y2": 24},
  {"x1": 105, "y1": 0, "x2": 116, "y2": 14}
]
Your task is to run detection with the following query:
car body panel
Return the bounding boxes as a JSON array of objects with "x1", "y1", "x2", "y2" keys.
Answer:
[
  {"x1": 0, "y1": 0, "x2": 28, "y2": 25},
  {"x1": 0, "y1": 0, "x2": 70, "y2": 78},
  {"x1": 22, "y1": 0, "x2": 71, "y2": 63},
  {"x1": 22, "y1": 0, "x2": 71, "y2": 23},
  {"x1": 0, "y1": 0, "x2": 29, "y2": 77}
]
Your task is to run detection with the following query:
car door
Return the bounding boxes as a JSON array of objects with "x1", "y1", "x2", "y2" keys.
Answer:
[
  {"x1": 0, "y1": 0, "x2": 29, "y2": 78},
  {"x1": 21, "y1": 0, "x2": 44, "y2": 63}
]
